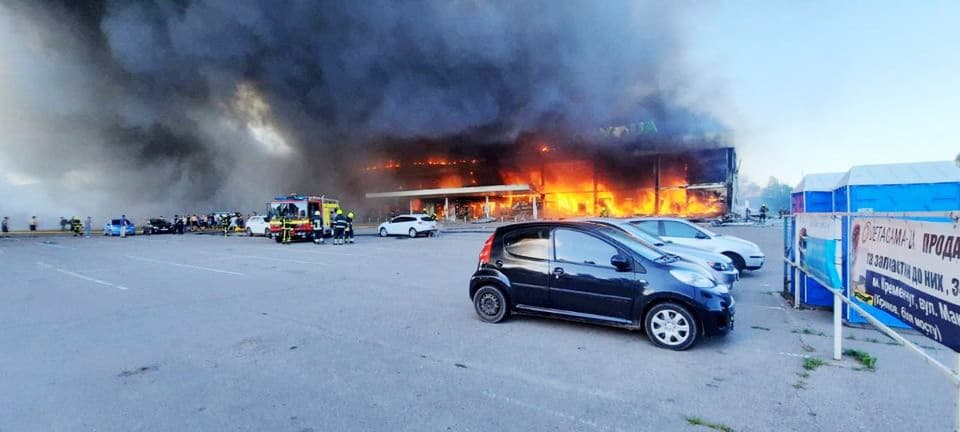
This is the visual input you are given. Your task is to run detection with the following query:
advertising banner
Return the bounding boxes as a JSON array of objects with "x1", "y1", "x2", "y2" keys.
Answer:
[
  {"x1": 795, "y1": 214, "x2": 843, "y2": 288},
  {"x1": 851, "y1": 218, "x2": 960, "y2": 352}
]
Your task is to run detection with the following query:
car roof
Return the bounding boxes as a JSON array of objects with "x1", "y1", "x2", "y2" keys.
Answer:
[
  {"x1": 495, "y1": 220, "x2": 608, "y2": 235},
  {"x1": 623, "y1": 216, "x2": 693, "y2": 223}
]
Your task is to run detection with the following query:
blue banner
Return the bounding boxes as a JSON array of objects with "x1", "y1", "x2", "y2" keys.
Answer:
[{"x1": 801, "y1": 237, "x2": 843, "y2": 288}]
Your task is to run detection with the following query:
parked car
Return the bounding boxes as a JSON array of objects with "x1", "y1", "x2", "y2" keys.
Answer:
[
  {"x1": 469, "y1": 221, "x2": 734, "y2": 350},
  {"x1": 104, "y1": 219, "x2": 136, "y2": 236},
  {"x1": 143, "y1": 218, "x2": 174, "y2": 235},
  {"x1": 245, "y1": 215, "x2": 271, "y2": 237},
  {"x1": 378, "y1": 214, "x2": 438, "y2": 238},
  {"x1": 630, "y1": 217, "x2": 765, "y2": 272},
  {"x1": 587, "y1": 219, "x2": 739, "y2": 288}
]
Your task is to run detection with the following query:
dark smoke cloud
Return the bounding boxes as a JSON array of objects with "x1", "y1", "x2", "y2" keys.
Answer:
[{"x1": 0, "y1": 0, "x2": 724, "y2": 224}]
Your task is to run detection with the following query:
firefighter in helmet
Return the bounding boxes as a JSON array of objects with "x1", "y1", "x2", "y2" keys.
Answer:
[
  {"x1": 312, "y1": 210, "x2": 325, "y2": 245},
  {"x1": 345, "y1": 211, "x2": 355, "y2": 244},
  {"x1": 332, "y1": 208, "x2": 347, "y2": 245}
]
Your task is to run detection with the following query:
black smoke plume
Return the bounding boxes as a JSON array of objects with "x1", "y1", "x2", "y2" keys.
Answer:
[{"x1": 0, "y1": 0, "x2": 725, "y2": 222}]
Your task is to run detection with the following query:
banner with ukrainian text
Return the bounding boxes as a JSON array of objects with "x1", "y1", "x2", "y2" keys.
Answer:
[{"x1": 851, "y1": 218, "x2": 960, "y2": 352}]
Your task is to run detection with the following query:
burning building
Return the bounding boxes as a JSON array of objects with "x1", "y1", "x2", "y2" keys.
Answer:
[{"x1": 363, "y1": 128, "x2": 737, "y2": 221}]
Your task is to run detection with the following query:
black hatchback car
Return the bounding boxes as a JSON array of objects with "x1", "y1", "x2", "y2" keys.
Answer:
[{"x1": 469, "y1": 221, "x2": 734, "y2": 350}]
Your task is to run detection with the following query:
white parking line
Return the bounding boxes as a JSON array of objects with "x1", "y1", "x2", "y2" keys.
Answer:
[
  {"x1": 37, "y1": 262, "x2": 129, "y2": 290},
  {"x1": 218, "y1": 253, "x2": 328, "y2": 266},
  {"x1": 125, "y1": 255, "x2": 245, "y2": 276}
]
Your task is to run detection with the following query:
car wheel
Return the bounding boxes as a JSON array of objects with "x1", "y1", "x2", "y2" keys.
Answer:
[
  {"x1": 379, "y1": 228, "x2": 388, "y2": 237},
  {"x1": 644, "y1": 302, "x2": 698, "y2": 350},
  {"x1": 247, "y1": 228, "x2": 253, "y2": 237},
  {"x1": 723, "y1": 252, "x2": 746, "y2": 273},
  {"x1": 264, "y1": 228, "x2": 271, "y2": 238},
  {"x1": 408, "y1": 228, "x2": 417, "y2": 238},
  {"x1": 473, "y1": 286, "x2": 509, "y2": 323}
]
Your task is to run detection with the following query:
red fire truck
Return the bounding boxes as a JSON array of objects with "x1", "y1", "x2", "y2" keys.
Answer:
[{"x1": 267, "y1": 195, "x2": 340, "y2": 242}]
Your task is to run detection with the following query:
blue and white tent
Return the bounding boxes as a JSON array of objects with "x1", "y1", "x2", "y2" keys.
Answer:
[
  {"x1": 791, "y1": 172, "x2": 844, "y2": 213},
  {"x1": 833, "y1": 161, "x2": 960, "y2": 213},
  {"x1": 832, "y1": 160, "x2": 960, "y2": 327}
]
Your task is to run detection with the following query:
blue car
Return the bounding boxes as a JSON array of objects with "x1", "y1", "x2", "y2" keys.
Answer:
[{"x1": 104, "y1": 219, "x2": 136, "y2": 236}]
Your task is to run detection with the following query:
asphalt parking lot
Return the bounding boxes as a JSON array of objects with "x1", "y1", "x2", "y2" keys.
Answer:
[{"x1": 0, "y1": 224, "x2": 954, "y2": 431}]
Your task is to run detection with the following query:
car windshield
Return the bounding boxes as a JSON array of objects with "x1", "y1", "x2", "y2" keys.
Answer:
[
  {"x1": 110, "y1": 219, "x2": 122, "y2": 225},
  {"x1": 593, "y1": 225, "x2": 668, "y2": 261},
  {"x1": 614, "y1": 222, "x2": 667, "y2": 245}
]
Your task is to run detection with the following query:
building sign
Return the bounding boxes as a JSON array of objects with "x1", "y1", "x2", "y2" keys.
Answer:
[
  {"x1": 795, "y1": 214, "x2": 843, "y2": 288},
  {"x1": 852, "y1": 218, "x2": 960, "y2": 352}
]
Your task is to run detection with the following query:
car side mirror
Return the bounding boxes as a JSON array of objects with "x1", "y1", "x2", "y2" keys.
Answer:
[{"x1": 610, "y1": 254, "x2": 631, "y2": 272}]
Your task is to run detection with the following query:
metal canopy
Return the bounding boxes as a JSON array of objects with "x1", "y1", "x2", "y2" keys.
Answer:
[{"x1": 365, "y1": 184, "x2": 537, "y2": 199}]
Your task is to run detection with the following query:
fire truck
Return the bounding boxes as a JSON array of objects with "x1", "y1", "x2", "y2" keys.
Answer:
[{"x1": 267, "y1": 195, "x2": 340, "y2": 242}]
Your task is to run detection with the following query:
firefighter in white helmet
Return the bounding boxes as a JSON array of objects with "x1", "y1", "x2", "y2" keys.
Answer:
[{"x1": 312, "y1": 210, "x2": 324, "y2": 245}]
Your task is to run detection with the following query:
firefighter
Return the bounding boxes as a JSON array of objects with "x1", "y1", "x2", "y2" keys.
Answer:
[
  {"x1": 759, "y1": 203, "x2": 768, "y2": 224},
  {"x1": 312, "y1": 210, "x2": 325, "y2": 245},
  {"x1": 345, "y1": 211, "x2": 355, "y2": 244},
  {"x1": 70, "y1": 216, "x2": 82, "y2": 237},
  {"x1": 332, "y1": 209, "x2": 347, "y2": 245},
  {"x1": 281, "y1": 216, "x2": 294, "y2": 245}
]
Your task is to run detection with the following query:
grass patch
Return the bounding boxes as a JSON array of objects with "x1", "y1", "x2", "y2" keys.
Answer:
[
  {"x1": 750, "y1": 326, "x2": 771, "y2": 331},
  {"x1": 803, "y1": 357, "x2": 827, "y2": 371},
  {"x1": 686, "y1": 416, "x2": 736, "y2": 432},
  {"x1": 791, "y1": 327, "x2": 826, "y2": 337},
  {"x1": 796, "y1": 371, "x2": 810, "y2": 379},
  {"x1": 843, "y1": 349, "x2": 877, "y2": 370}
]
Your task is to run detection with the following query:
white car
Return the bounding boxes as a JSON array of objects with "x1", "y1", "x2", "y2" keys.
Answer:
[
  {"x1": 245, "y1": 215, "x2": 272, "y2": 237},
  {"x1": 378, "y1": 214, "x2": 438, "y2": 238},
  {"x1": 629, "y1": 217, "x2": 765, "y2": 272}
]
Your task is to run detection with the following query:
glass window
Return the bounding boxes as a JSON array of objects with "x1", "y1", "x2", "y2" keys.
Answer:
[
  {"x1": 661, "y1": 221, "x2": 705, "y2": 238},
  {"x1": 631, "y1": 220, "x2": 660, "y2": 236},
  {"x1": 392, "y1": 216, "x2": 413, "y2": 223},
  {"x1": 420, "y1": 215, "x2": 437, "y2": 222},
  {"x1": 554, "y1": 229, "x2": 618, "y2": 267},
  {"x1": 503, "y1": 228, "x2": 549, "y2": 260},
  {"x1": 596, "y1": 226, "x2": 664, "y2": 262}
]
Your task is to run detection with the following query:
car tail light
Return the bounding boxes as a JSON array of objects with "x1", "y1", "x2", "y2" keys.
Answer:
[{"x1": 478, "y1": 233, "x2": 495, "y2": 265}]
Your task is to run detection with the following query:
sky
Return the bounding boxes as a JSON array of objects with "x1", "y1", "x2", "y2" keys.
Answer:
[{"x1": 684, "y1": 1, "x2": 960, "y2": 186}]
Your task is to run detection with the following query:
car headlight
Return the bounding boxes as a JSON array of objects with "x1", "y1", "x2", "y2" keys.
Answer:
[
  {"x1": 670, "y1": 269, "x2": 716, "y2": 288},
  {"x1": 709, "y1": 261, "x2": 733, "y2": 272}
]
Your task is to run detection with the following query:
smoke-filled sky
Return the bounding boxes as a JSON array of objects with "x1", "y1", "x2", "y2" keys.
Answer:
[
  {"x1": 0, "y1": 0, "x2": 728, "y2": 225},
  {"x1": 5, "y1": 1, "x2": 954, "y2": 226}
]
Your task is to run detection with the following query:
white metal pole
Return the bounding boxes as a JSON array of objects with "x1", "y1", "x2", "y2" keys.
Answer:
[
  {"x1": 833, "y1": 293, "x2": 842, "y2": 360},
  {"x1": 532, "y1": 195, "x2": 538, "y2": 220}
]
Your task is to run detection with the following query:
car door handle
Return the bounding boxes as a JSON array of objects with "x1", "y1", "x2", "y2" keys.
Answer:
[{"x1": 553, "y1": 267, "x2": 565, "y2": 279}]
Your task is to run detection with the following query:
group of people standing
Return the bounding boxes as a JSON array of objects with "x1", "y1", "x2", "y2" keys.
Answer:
[
  {"x1": 1, "y1": 216, "x2": 92, "y2": 237},
  {"x1": 305, "y1": 208, "x2": 354, "y2": 245}
]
